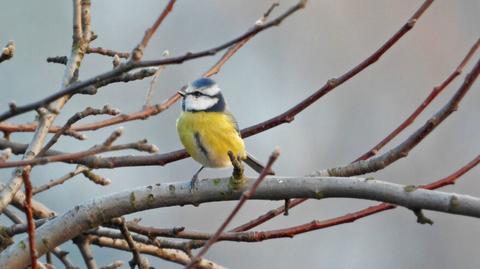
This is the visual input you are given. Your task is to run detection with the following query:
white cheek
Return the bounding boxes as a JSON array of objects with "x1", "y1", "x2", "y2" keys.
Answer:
[{"x1": 185, "y1": 96, "x2": 219, "y2": 111}]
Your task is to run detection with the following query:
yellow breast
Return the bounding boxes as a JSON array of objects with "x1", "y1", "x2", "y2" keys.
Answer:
[{"x1": 176, "y1": 111, "x2": 246, "y2": 168}]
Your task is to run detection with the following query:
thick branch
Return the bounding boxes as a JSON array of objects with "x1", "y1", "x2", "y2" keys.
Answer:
[
  {"x1": 1, "y1": 176, "x2": 479, "y2": 268},
  {"x1": 0, "y1": 0, "x2": 91, "y2": 213}
]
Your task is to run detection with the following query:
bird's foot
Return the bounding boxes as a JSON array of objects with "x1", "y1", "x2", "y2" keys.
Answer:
[{"x1": 190, "y1": 174, "x2": 199, "y2": 192}]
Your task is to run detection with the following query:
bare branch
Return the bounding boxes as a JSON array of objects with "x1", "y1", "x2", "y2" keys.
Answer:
[
  {"x1": 89, "y1": 235, "x2": 225, "y2": 269},
  {"x1": 114, "y1": 218, "x2": 149, "y2": 269},
  {"x1": 131, "y1": 0, "x2": 176, "y2": 61},
  {"x1": 230, "y1": 38, "x2": 480, "y2": 232},
  {"x1": 0, "y1": 128, "x2": 157, "y2": 169},
  {"x1": 32, "y1": 166, "x2": 89, "y2": 195},
  {"x1": 355, "y1": 37, "x2": 480, "y2": 161},
  {"x1": 2, "y1": 174, "x2": 480, "y2": 268},
  {"x1": 0, "y1": 0, "x2": 306, "y2": 122},
  {"x1": 73, "y1": 236, "x2": 97, "y2": 269},
  {"x1": 87, "y1": 47, "x2": 130, "y2": 59},
  {"x1": 38, "y1": 105, "x2": 120, "y2": 156},
  {"x1": 0, "y1": 2, "x2": 291, "y2": 134},
  {"x1": 22, "y1": 170, "x2": 38, "y2": 269},
  {"x1": 186, "y1": 149, "x2": 280, "y2": 269}
]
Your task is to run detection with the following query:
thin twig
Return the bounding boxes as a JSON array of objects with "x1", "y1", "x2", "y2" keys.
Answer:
[
  {"x1": 131, "y1": 0, "x2": 176, "y2": 61},
  {"x1": 87, "y1": 47, "x2": 129, "y2": 59},
  {"x1": 0, "y1": 2, "x2": 284, "y2": 133},
  {"x1": 0, "y1": 0, "x2": 432, "y2": 168},
  {"x1": 231, "y1": 37, "x2": 480, "y2": 232},
  {"x1": 143, "y1": 50, "x2": 169, "y2": 108},
  {"x1": 22, "y1": 169, "x2": 38, "y2": 269},
  {"x1": 115, "y1": 218, "x2": 149, "y2": 269},
  {"x1": 32, "y1": 166, "x2": 89, "y2": 195},
  {"x1": 0, "y1": 0, "x2": 306, "y2": 122},
  {"x1": 0, "y1": 129, "x2": 158, "y2": 169},
  {"x1": 0, "y1": 0, "x2": 92, "y2": 214},
  {"x1": 51, "y1": 248, "x2": 80, "y2": 269},
  {"x1": 355, "y1": 37, "x2": 480, "y2": 161},
  {"x1": 73, "y1": 236, "x2": 97, "y2": 269},
  {"x1": 242, "y1": 155, "x2": 480, "y2": 240},
  {"x1": 91, "y1": 226, "x2": 198, "y2": 253},
  {"x1": 38, "y1": 105, "x2": 120, "y2": 156},
  {"x1": 185, "y1": 149, "x2": 280, "y2": 269},
  {"x1": 89, "y1": 235, "x2": 225, "y2": 269},
  {"x1": 2, "y1": 207, "x2": 23, "y2": 224}
]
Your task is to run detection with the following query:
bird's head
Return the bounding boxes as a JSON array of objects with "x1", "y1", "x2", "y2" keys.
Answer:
[{"x1": 181, "y1": 77, "x2": 225, "y2": 112}]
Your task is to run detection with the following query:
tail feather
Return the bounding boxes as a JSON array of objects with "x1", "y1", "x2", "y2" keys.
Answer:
[{"x1": 244, "y1": 152, "x2": 275, "y2": 175}]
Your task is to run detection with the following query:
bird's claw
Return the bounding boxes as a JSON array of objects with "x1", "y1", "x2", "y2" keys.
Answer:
[{"x1": 190, "y1": 174, "x2": 199, "y2": 192}]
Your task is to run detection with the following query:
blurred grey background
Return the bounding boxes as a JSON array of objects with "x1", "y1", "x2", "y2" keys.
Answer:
[{"x1": 1, "y1": 0, "x2": 479, "y2": 268}]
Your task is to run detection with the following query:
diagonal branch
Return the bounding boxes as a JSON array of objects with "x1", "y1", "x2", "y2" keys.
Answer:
[
  {"x1": 185, "y1": 149, "x2": 279, "y2": 269},
  {"x1": 0, "y1": 0, "x2": 306, "y2": 122},
  {"x1": 355, "y1": 37, "x2": 480, "y2": 161},
  {"x1": 0, "y1": 0, "x2": 92, "y2": 214},
  {"x1": 130, "y1": 0, "x2": 177, "y2": 61}
]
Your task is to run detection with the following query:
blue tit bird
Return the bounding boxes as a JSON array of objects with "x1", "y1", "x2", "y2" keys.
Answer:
[{"x1": 176, "y1": 77, "x2": 266, "y2": 187}]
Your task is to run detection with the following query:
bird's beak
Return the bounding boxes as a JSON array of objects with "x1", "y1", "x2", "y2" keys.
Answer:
[{"x1": 178, "y1": 90, "x2": 186, "y2": 97}]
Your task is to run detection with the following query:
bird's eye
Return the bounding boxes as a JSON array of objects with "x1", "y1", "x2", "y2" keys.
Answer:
[{"x1": 192, "y1": 91, "x2": 202, "y2": 97}]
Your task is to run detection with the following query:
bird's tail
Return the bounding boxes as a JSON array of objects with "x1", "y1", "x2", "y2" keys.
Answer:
[{"x1": 245, "y1": 152, "x2": 275, "y2": 175}]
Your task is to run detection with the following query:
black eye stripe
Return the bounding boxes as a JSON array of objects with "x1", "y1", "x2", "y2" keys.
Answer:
[{"x1": 186, "y1": 91, "x2": 220, "y2": 98}]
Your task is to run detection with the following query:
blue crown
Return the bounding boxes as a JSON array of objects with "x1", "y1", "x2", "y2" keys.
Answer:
[{"x1": 192, "y1": 77, "x2": 216, "y2": 89}]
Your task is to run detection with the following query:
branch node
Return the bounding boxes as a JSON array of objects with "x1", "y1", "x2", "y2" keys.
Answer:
[
  {"x1": 8, "y1": 101, "x2": 17, "y2": 113},
  {"x1": 0, "y1": 40, "x2": 15, "y2": 63},
  {"x1": 83, "y1": 170, "x2": 111, "y2": 186},
  {"x1": 412, "y1": 208, "x2": 434, "y2": 225}
]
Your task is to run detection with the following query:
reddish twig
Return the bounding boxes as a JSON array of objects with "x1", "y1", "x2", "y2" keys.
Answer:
[
  {"x1": 0, "y1": 1, "x2": 435, "y2": 170},
  {"x1": 131, "y1": 0, "x2": 177, "y2": 61},
  {"x1": 0, "y1": 0, "x2": 305, "y2": 122},
  {"x1": 202, "y1": 2, "x2": 280, "y2": 78},
  {"x1": 247, "y1": 154, "x2": 480, "y2": 239},
  {"x1": 0, "y1": 128, "x2": 159, "y2": 169},
  {"x1": 128, "y1": 155, "x2": 479, "y2": 244},
  {"x1": 241, "y1": 0, "x2": 434, "y2": 138},
  {"x1": 38, "y1": 105, "x2": 120, "y2": 156},
  {"x1": 185, "y1": 149, "x2": 280, "y2": 269},
  {"x1": 0, "y1": 2, "x2": 283, "y2": 135},
  {"x1": 230, "y1": 37, "x2": 480, "y2": 232},
  {"x1": 355, "y1": 37, "x2": 480, "y2": 161},
  {"x1": 22, "y1": 169, "x2": 38, "y2": 269}
]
